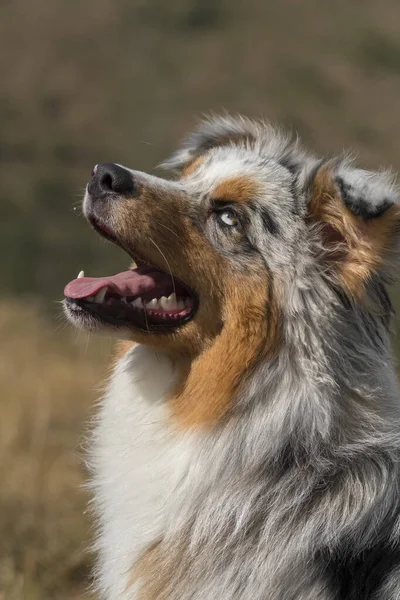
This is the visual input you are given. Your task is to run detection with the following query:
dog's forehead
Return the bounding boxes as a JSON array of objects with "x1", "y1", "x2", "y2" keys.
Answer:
[{"x1": 183, "y1": 145, "x2": 294, "y2": 201}]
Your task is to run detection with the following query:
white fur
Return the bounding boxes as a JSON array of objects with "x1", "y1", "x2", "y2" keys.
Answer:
[{"x1": 89, "y1": 345, "x2": 191, "y2": 599}]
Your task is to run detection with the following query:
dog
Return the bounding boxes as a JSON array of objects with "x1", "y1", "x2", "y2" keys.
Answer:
[{"x1": 64, "y1": 116, "x2": 400, "y2": 599}]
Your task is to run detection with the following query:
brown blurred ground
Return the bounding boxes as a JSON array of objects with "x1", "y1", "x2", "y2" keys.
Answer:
[
  {"x1": 2, "y1": 0, "x2": 400, "y2": 598},
  {"x1": 0, "y1": 302, "x2": 110, "y2": 599}
]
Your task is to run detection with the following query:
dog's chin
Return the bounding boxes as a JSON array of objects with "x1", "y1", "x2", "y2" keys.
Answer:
[{"x1": 62, "y1": 298, "x2": 128, "y2": 337}]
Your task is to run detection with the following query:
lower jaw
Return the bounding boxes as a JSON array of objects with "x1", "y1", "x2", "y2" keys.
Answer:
[{"x1": 65, "y1": 297, "x2": 196, "y2": 333}]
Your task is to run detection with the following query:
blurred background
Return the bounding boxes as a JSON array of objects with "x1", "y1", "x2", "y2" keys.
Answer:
[{"x1": 2, "y1": 0, "x2": 400, "y2": 598}]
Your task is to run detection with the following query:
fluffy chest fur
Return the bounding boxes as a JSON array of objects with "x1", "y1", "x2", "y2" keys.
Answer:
[
  {"x1": 90, "y1": 346, "x2": 192, "y2": 600},
  {"x1": 90, "y1": 340, "x2": 400, "y2": 600}
]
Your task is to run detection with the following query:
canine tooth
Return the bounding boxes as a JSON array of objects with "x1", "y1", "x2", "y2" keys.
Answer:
[
  {"x1": 94, "y1": 287, "x2": 107, "y2": 303},
  {"x1": 86, "y1": 295, "x2": 94, "y2": 302},
  {"x1": 146, "y1": 298, "x2": 159, "y2": 309},
  {"x1": 132, "y1": 297, "x2": 143, "y2": 308},
  {"x1": 77, "y1": 270, "x2": 84, "y2": 279},
  {"x1": 177, "y1": 300, "x2": 185, "y2": 310},
  {"x1": 165, "y1": 293, "x2": 178, "y2": 309}
]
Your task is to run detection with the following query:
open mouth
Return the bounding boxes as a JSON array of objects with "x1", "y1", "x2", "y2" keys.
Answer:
[{"x1": 64, "y1": 262, "x2": 197, "y2": 332}]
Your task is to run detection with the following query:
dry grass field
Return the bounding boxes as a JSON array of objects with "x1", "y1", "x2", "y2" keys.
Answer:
[{"x1": 0, "y1": 301, "x2": 112, "y2": 600}]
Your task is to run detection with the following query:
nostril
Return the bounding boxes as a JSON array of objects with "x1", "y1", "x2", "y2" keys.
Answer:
[
  {"x1": 100, "y1": 172, "x2": 113, "y2": 192},
  {"x1": 94, "y1": 163, "x2": 135, "y2": 196}
]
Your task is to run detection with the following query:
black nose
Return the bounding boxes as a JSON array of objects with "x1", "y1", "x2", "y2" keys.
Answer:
[{"x1": 92, "y1": 163, "x2": 135, "y2": 196}]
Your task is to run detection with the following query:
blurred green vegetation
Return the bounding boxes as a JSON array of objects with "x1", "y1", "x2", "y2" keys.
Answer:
[{"x1": 2, "y1": 0, "x2": 400, "y2": 305}]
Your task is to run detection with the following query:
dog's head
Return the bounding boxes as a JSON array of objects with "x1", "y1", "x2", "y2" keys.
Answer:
[{"x1": 64, "y1": 116, "x2": 400, "y2": 364}]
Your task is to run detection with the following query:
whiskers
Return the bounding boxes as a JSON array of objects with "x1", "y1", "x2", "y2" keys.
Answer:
[
  {"x1": 151, "y1": 219, "x2": 181, "y2": 241},
  {"x1": 71, "y1": 187, "x2": 87, "y2": 216},
  {"x1": 148, "y1": 235, "x2": 177, "y2": 298},
  {"x1": 53, "y1": 306, "x2": 71, "y2": 336},
  {"x1": 71, "y1": 199, "x2": 84, "y2": 217}
]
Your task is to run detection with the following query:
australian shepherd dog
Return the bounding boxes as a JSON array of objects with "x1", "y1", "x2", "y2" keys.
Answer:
[{"x1": 64, "y1": 116, "x2": 400, "y2": 599}]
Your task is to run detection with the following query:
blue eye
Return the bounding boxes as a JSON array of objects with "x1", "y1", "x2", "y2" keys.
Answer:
[{"x1": 219, "y1": 210, "x2": 239, "y2": 227}]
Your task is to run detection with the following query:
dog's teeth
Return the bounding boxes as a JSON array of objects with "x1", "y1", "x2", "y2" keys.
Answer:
[
  {"x1": 184, "y1": 298, "x2": 192, "y2": 308},
  {"x1": 146, "y1": 298, "x2": 159, "y2": 309},
  {"x1": 177, "y1": 300, "x2": 185, "y2": 310},
  {"x1": 164, "y1": 293, "x2": 178, "y2": 310},
  {"x1": 86, "y1": 295, "x2": 94, "y2": 302},
  {"x1": 159, "y1": 296, "x2": 169, "y2": 309},
  {"x1": 77, "y1": 270, "x2": 85, "y2": 279},
  {"x1": 132, "y1": 297, "x2": 143, "y2": 308},
  {"x1": 94, "y1": 287, "x2": 107, "y2": 303}
]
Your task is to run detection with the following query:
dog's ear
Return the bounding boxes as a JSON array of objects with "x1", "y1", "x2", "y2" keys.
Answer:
[
  {"x1": 307, "y1": 161, "x2": 400, "y2": 296},
  {"x1": 161, "y1": 115, "x2": 257, "y2": 174}
]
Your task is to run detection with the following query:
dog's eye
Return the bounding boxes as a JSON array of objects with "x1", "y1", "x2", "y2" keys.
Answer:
[{"x1": 218, "y1": 210, "x2": 239, "y2": 228}]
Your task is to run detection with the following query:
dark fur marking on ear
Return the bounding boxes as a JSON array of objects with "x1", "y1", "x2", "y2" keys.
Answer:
[{"x1": 336, "y1": 177, "x2": 393, "y2": 221}]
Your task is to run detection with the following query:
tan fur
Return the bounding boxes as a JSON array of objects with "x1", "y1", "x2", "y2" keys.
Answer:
[
  {"x1": 130, "y1": 539, "x2": 181, "y2": 600},
  {"x1": 309, "y1": 165, "x2": 400, "y2": 297},
  {"x1": 213, "y1": 176, "x2": 261, "y2": 205},
  {"x1": 113, "y1": 340, "x2": 135, "y2": 366},
  {"x1": 117, "y1": 190, "x2": 223, "y2": 355},
  {"x1": 169, "y1": 271, "x2": 280, "y2": 428},
  {"x1": 182, "y1": 156, "x2": 205, "y2": 177},
  {"x1": 114, "y1": 180, "x2": 280, "y2": 428}
]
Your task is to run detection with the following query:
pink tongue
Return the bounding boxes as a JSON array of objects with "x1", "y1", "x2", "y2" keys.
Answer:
[{"x1": 64, "y1": 270, "x2": 163, "y2": 299}]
